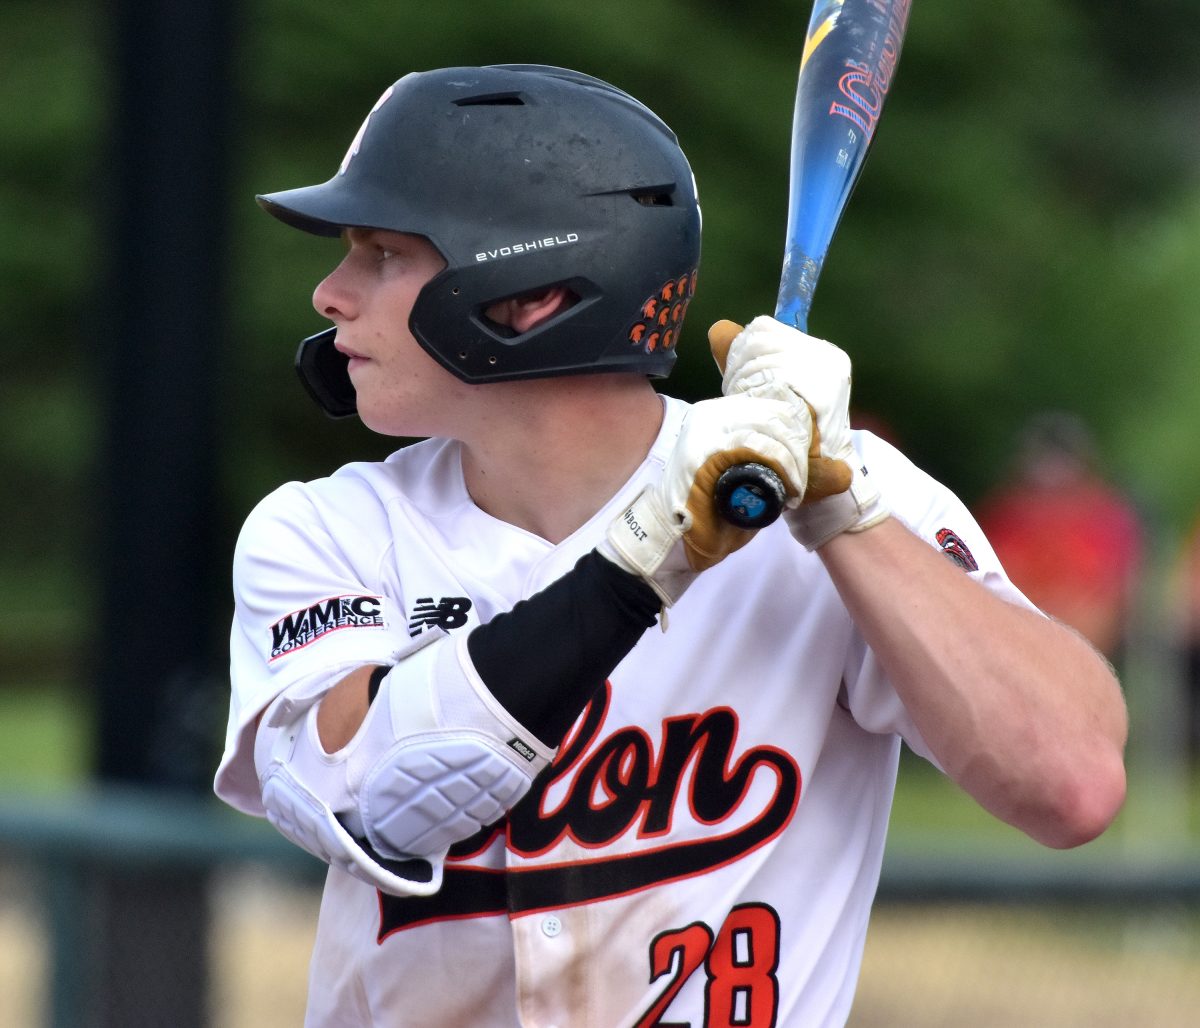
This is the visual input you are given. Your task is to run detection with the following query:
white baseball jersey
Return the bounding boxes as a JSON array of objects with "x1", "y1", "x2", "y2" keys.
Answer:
[{"x1": 216, "y1": 395, "x2": 1030, "y2": 1028}]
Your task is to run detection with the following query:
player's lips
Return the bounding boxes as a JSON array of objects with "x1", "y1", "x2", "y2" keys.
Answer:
[{"x1": 335, "y1": 341, "x2": 370, "y2": 365}]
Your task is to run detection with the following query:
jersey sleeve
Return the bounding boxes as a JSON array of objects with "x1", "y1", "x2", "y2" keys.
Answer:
[
  {"x1": 840, "y1": 431, "x2": 1039, "y2": 767},
  {"x1": 214, "y1": 477, "x2": 411, "y2": 815}
]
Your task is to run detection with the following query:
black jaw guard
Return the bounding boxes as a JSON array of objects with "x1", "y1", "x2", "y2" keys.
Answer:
[{"x1": 296, "y1": 328, "x2": 357, "y2": 418}]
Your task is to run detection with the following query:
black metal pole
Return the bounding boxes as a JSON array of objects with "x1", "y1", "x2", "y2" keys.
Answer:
[
  {"x1": 90, "y1": 1, "x2": 237, "y2": 1023},
  {"x1": 95, "y1": 0, "x2": 234, "y2": 789}
]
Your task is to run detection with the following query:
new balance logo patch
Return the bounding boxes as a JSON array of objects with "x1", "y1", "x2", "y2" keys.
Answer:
[
  {"x1": 269, "y1": 595, "x2": 385, "y2": 660},
  {"x1": 408, "y1": 596, "x2": 473, "y2": 637}
]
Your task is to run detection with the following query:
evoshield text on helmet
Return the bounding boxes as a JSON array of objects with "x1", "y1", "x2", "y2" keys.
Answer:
[{"x1": 257, "y1": 64, "x2": 702, "y2": 416}]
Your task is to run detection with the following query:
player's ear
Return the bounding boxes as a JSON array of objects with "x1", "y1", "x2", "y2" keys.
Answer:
[{"x1": 485, "y1": 285, "x2": 575, "y2": 334}]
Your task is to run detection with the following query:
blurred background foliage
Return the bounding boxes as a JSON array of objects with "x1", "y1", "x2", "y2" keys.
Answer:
[{"x1": 2, "y1": 0, "x2": 1200, "y2": 772}]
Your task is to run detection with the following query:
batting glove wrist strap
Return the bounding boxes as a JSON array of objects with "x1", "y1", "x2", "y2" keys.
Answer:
[
  {"x1": 599, "y1": 486, "x2": 695, "y2": 607},
  {"x1": 600, "y1": 395, "x2": 810, "y2": 607},
  {"x1": 783, "y1": 461, "x2": 890, "y2": 550}
]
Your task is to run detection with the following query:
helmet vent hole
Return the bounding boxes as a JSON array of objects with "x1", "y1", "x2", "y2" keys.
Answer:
[
  {"x1": 454, "y1": 93, "x2": 526, "y2": 107},
  {"x1": 632, "y1": 190, "x2": 674, "y2": 207}
]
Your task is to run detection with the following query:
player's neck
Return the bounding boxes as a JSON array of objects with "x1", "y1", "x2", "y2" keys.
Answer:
[{"x1": 460, "y1": 377, "x2": 664, "y2": 544}]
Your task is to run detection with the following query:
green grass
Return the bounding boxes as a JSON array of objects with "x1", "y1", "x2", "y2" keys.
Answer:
[{"x1": 0, "y1": 681, "x2": 92, "y2": 789}]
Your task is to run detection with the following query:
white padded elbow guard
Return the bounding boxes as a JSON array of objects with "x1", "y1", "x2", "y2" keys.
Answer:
[
  {"x1": 256, "y1": 632, "x2": 555, "y2": 896},
  {"x1": 351, "y1": 632, "x2": 556, "y2": 860},
  {"x1": 258, "y1": 743, "x2": 443, "y2": 897}
]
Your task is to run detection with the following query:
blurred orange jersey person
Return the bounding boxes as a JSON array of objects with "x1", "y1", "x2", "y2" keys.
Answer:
[{"x1": 977, "y1": 412, "x2": 1143, "y2": 660}]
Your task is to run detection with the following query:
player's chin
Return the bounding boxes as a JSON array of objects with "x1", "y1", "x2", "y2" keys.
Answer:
[
  {"x1": 355, "y1": 392, "x2": 435, "y2": 439},
  {"x1": 357, "y1": 405, "x2": 415, "y2": 438}
]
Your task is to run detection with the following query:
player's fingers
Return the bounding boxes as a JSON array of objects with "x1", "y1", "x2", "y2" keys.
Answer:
[
  {"x1": 707, "y1": 319, "x2": 744, "y2": 376},
  {"x1": 682, "y1": 433, "x2": 809, "y2": 572},
  {"x1": 805, "y1": 457, "x2": 853, "y2": 502},
  {"x1": 802, "y1": 401, "x2": 852, "y2": 501}
]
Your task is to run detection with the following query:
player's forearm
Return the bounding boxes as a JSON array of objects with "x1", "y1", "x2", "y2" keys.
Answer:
[
  {"x1": 317, "y1": 665, "x2": 378, "y2": 751},
  {"x1": 819, "y1": 517, "x2": 1128, "y2": 849}
]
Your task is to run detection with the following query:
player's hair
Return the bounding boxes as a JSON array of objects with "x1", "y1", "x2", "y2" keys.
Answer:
[{"x1": 258, "y1": 65, "x2": 702, "y2": 415}]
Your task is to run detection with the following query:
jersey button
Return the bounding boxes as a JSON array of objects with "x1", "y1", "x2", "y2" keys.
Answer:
[{"x1": 541, "y1": 915, "x2": 563, "y2": 938}]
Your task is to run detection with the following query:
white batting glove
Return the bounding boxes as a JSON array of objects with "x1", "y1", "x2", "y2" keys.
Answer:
[
  {"x1": 710, "y1": 316, "x2": 890, "y2": 550},
  {"x1": 600, "y1": 393, "x2": 811, "y2": 606}
]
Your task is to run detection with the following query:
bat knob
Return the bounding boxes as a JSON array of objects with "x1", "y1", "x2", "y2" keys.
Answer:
[{"x1": 714, "y1": 462, "x2": 787, "y2": 529}]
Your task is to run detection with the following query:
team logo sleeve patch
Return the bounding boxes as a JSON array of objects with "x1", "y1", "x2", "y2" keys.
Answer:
[
  {"x1": 935, "y1": 527, "x2": 979, "y2": 572},
  {"x1": 269, "y1": 594, "x2": 387, "y2": 660}
]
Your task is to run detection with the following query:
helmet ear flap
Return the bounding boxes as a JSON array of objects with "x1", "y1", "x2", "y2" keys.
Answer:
[{"x1": 295, "y1": 328, "x2": 357, "y2": 418}]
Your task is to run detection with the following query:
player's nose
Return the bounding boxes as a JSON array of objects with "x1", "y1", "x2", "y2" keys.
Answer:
[{"x1": 312, "y1": 258, "x2": 358, "y2": 322}]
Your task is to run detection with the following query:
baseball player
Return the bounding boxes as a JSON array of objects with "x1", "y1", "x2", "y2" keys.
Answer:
[{"x1": 214, "y1": 65, "x2": 1127, "y2": 1027}]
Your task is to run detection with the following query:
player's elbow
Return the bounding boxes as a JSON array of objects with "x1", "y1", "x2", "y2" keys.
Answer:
[{"x1": 1031, "y1": 750, "x2": 1127, "y2": 850}]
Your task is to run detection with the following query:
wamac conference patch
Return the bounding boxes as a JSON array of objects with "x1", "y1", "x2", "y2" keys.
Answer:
[{"x1": 269, "y1": 595, "x2": 385, "y2": 661}]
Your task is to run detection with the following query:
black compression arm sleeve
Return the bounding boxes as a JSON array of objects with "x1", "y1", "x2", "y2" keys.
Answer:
[{"x1": 466, "y1": 550, "x2": 661, "y2": 749}]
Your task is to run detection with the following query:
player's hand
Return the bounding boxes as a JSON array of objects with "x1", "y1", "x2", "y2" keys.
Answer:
[
  {"x1": 709, "y1": 316, "x2": 889, "y2": 550},
  {"x1": 600, "y1": 393, "x2": 810, "y2": 606}
]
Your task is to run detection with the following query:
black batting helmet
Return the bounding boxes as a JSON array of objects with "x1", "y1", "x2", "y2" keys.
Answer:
[{"x1": 257, "y1": 64, "x2": 702, "y2": 417}]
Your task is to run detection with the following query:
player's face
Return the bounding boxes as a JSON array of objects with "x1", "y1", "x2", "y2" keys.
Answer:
[{"x1": 312, "y1": 228, "x2": 475, "y2": 436}]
